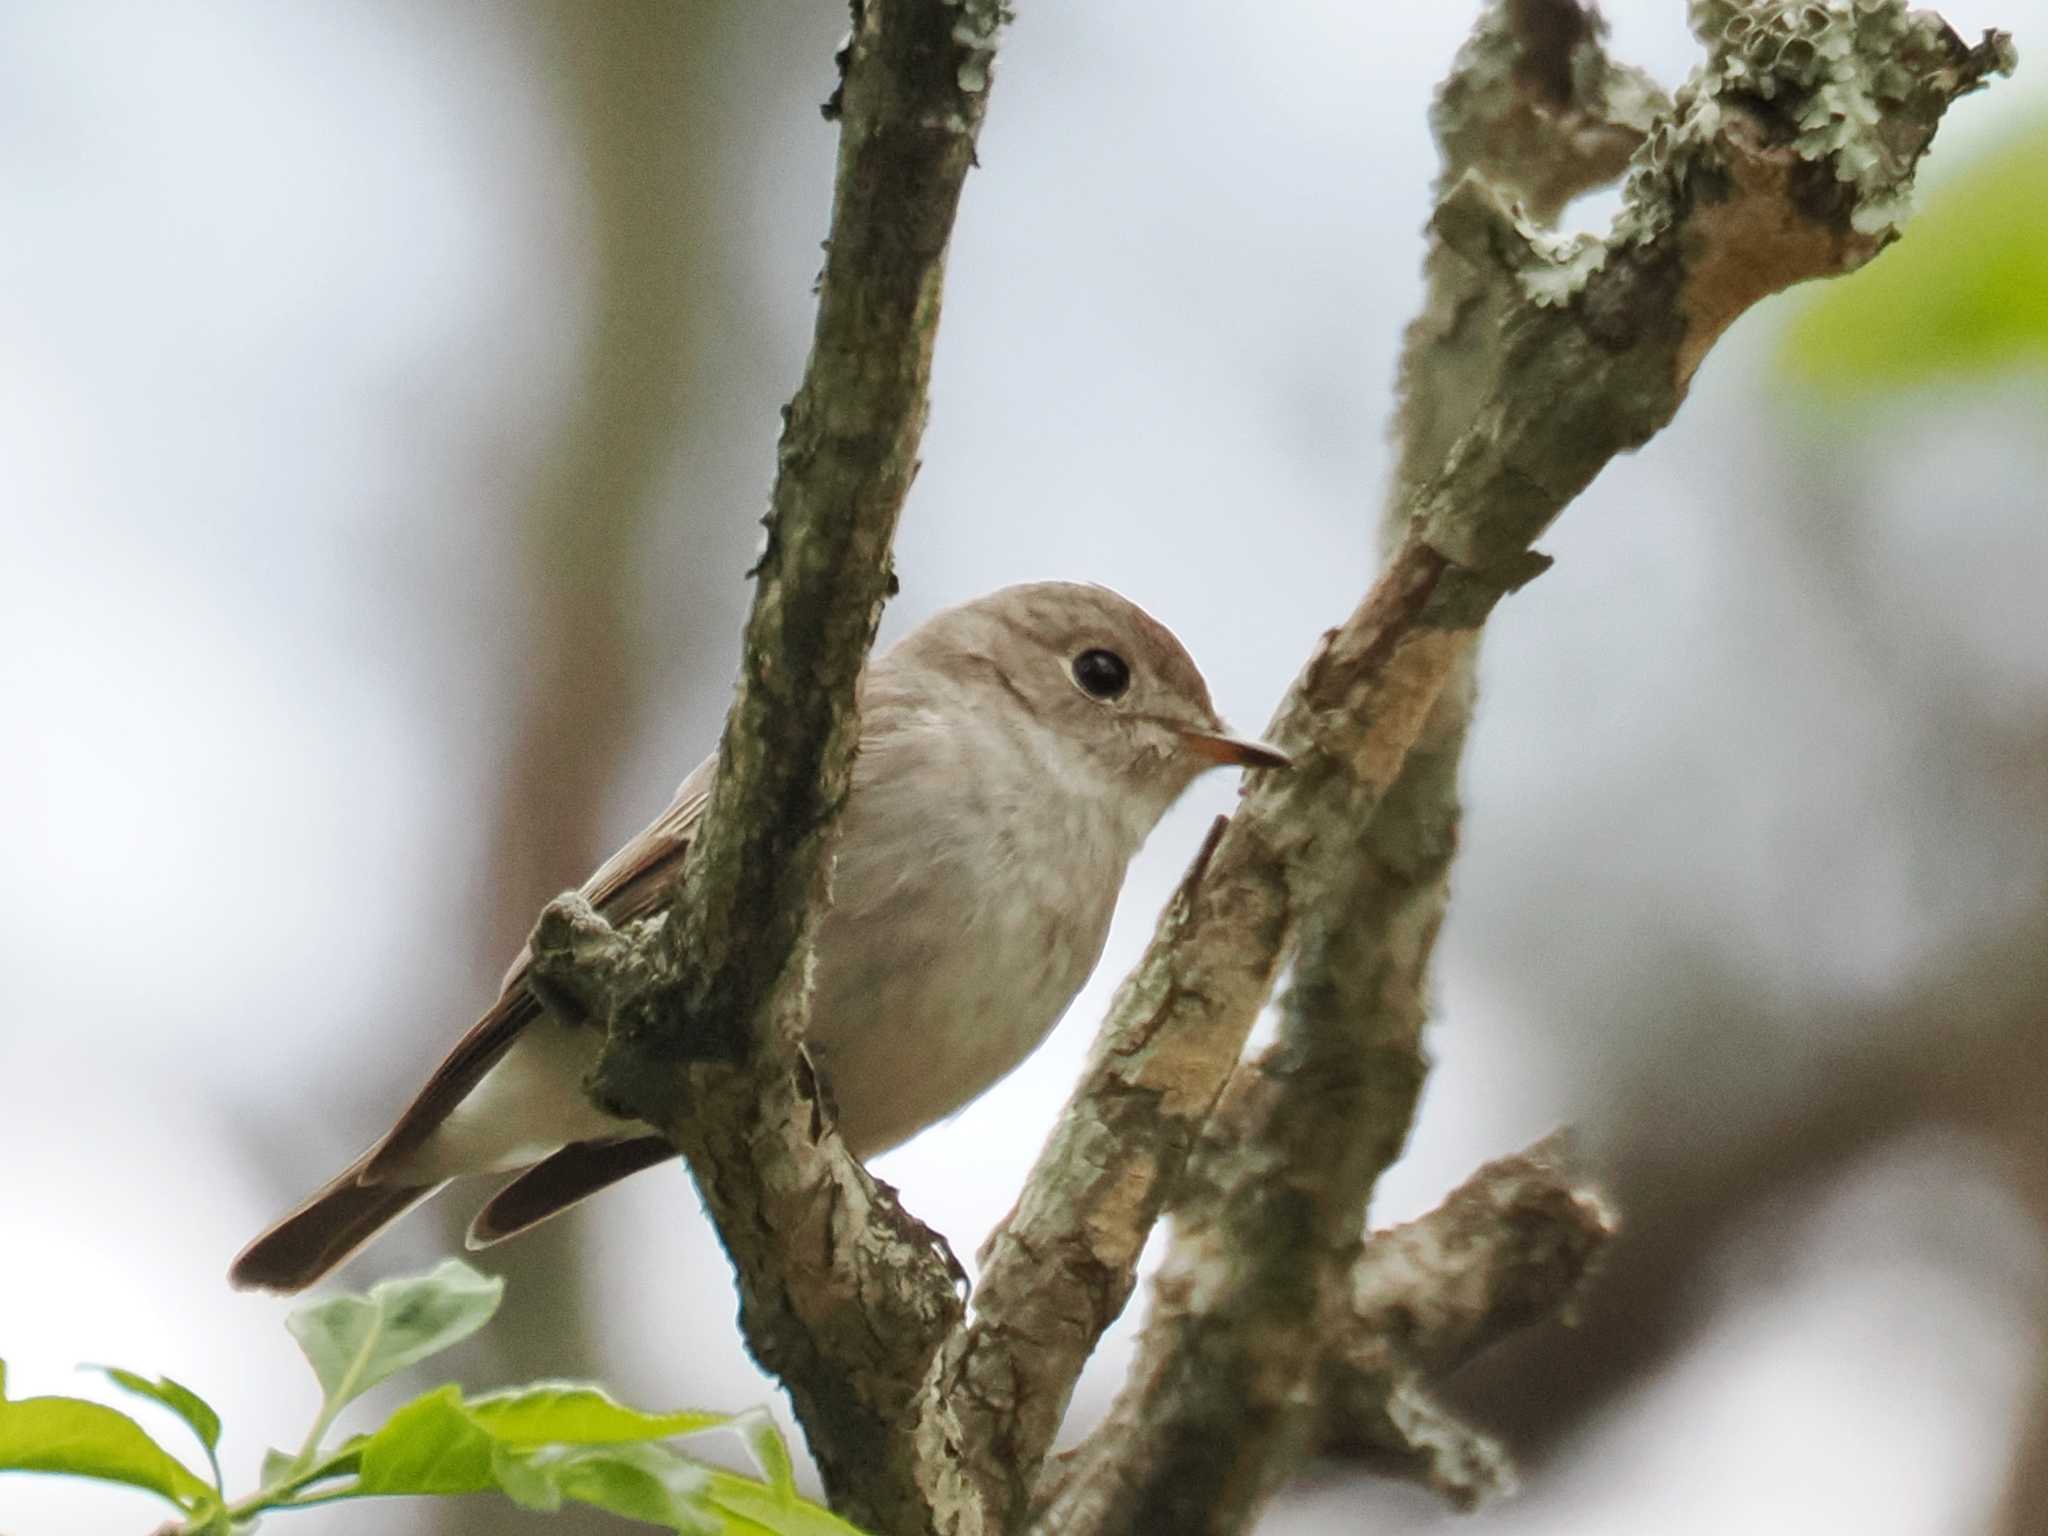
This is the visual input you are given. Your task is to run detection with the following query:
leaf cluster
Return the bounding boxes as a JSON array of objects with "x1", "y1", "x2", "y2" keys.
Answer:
[{"x1": 0, "y1": 1260, "x2": 863, "y2": 1535}]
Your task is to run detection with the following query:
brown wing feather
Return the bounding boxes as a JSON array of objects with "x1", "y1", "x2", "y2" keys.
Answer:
[
  {"x1": 359, "y1": 988, "x2": 544, "y2": 1182},
  {"x1": 465, "y1": 1135, "x2": 676, "y2": 1248},
  {"x1": 579, "y1": 772, "x2": 712, "y2": 925},
  {"x1": 228, "y1": 1151, "x2": 440, "y2": 1292},
  {"x1": 361, "y1": 763, "x2": 715, "y2": 1184}
]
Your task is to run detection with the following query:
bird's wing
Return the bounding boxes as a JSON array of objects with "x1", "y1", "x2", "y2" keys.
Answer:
[
  {"x1": 579, "y1": 759, "x2": 716, "y2": 927},
  {"x1": 361, "y1": 757, "x2": 717, "y2": 1182}
]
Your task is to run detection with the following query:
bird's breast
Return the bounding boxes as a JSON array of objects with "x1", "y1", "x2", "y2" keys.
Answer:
[{"x1": 805, "y1": 759, "x2": 1128, "y2": 1158}]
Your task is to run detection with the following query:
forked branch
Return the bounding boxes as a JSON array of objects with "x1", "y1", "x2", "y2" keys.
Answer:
[{"x1": 534, "y1": 4, "x2": 2009, "y2": 1534}]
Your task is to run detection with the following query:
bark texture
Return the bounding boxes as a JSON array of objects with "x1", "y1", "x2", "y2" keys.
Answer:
[
  {"x1": 530, "y1": 3, "x2": 2009, "y2": 1533},
  {"x1": 1316, "y1": 1134, "x2": 1614, "y2": 1502},
  {"x1": 1029, "y1": 6, "x2": 2007, "y2": 1532}
]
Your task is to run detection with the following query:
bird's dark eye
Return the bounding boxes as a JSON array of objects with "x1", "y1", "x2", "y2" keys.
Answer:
[{"x1": 1072, "y1": 647, "x2": 1131, "y2": 700}]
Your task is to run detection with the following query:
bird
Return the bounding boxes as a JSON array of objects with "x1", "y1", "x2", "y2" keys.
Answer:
[{"x1": 229, "y1": 581, "x2": 1287, "y2": 1292}]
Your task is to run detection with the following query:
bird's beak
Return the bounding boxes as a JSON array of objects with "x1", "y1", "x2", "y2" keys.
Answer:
[{"x1": 1179, "y1": 729, "x2": 1291, "y2": 771}]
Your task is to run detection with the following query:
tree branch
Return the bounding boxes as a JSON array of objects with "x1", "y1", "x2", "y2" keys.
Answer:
[
  {"x1": 535, "y1": 3, "x2": 1012, "y2": 1530},
  {"x1": 941, "y1": 8, "x2": 1661, "y2": 1524},
  {"x1": 1198, "y1": 0, "x2": 1660, "y2": 1502},
  {"x1": 526, "y1": 3, "x2": 2006, "y2": 1532},
  {"x1": 1317, "y1": 1133, "x2": 1615, "y2": 1504},
  {"x1": 1035, "y1": 5, "x2": 2008, "y2": 1532}
]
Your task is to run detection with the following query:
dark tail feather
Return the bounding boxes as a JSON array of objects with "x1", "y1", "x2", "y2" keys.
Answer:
[
  {"x1": 229, "y1": 1157, "x2": 442, "y2": 1294},
  {"x1": 466, "y1": 1136, "x2": 674, "y2": 1249}
]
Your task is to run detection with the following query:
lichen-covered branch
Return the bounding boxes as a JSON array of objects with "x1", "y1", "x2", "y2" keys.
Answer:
[
  {"x1": 951, "y1": 9, "x2": 1658, "y2": 1525},
  {"x1": 549, "y1": 4, "x2": 1010, "y2": 1530},
  {"x1": 1317, "y1": 1134, "x2": 1615, "y2": 1504},
  {"x1": 1142, "y1": 1, "x2": 1662, "y2": 1508},
  {"x1": 1034, "y1": 6, "x2": 2007, "y2": 1532}
]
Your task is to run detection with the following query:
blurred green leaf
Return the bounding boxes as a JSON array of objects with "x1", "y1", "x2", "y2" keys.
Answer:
[
  {"x1": 259, "y1": 1445, "x2": 300, "y2": 1486},
  {"x1": 467, "y1": 1381, "x2": 726, "y2": 1447},
  {"x1": 266, "y1": 1439, "x2": 363, "y2": 1496},
  {"x1": 707, "y1": 1467, "x2": 874, "y2": 1536},
  {"x1": 90, "y1": 1366, "x2": 222, "y2": 1456},
  {"x1": 1782, "y1": 116, "x2": 2048, "y2": 394},
  {"x1": 548, "y1": 1442, "x2": 721, "y2": 1534},
  {"x1": 0, "y1": 1269, "x2": 866, "y2": 1534},
  {"x1": 354, "y1": 1380, "x2": 731, "y2": 1496},
  {"x1": 0, "y1": 1360, "x2": 214, "y2": 1511},
  {"x1": 731, "y1": 1406, "x2": 797, "y2": 1500},
  {"x1": 285, "y1": 1259, "x2": 503, "y2": 1414},
  {"x1": 345, "y1": 1377, "x2": 863, "y2": 1533},
  {"x1": 354, "y1": 1386, "x2": 497, "y2": 1497},
  {"x1": 486, "y1": 1440, "x2": 563, "y2": 1511}
]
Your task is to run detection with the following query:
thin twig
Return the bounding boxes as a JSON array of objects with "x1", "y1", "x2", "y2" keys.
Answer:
[{"x1": 1317, "y1": 1133, "x2": 1615, "y2": 1504}]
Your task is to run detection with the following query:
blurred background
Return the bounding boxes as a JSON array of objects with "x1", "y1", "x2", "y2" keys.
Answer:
[{"x1": 3, "y1": 2, "x2": 2044, "y2": 1532}]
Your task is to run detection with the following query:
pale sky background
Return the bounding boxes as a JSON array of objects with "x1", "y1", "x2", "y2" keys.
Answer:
[{"x1": 4, "y1": 3, "x2": 2046, "y2": 1533}]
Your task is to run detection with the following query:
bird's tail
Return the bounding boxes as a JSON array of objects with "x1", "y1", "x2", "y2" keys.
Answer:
[
  {"x1": 228, "y1": 1156, "x2": 443, "y2": 1294},
  {"x1": 465, "y1": 1135, "x2": 674, "y2": 1249}
]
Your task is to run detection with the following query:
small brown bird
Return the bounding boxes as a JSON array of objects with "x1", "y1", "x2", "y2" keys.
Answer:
[{"x1": 230, "y1": 582, "x2": 1286, "y2": 1292}]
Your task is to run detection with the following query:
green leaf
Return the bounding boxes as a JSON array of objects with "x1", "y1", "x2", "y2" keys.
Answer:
[
  {"x1": 730, "y1": 1407, "x2": 797, "y2": 1500},
  {"x1": 486, "y1": 1442, "x2": 563, "y2": 1511},
  {"x1": 466, "y1": 1382, "x2": 726, "y2": 1447},
  {"x1": 1781, "y1": 115, "x2": 2048, "y2": 395},
  {"x1": 267, "y1": 1439, "x2": 363, "y2": 1494},
  {"x1": 353, "y1": 1380, "x2": 728, "y2": 1495},
  {"x1": 304, "y1": 1363, "x2": 867, "y2": 1534},
  {"x1": 706, "y1": 1468, "x2": 873, "y2": 1536},
  {"x1": 343, "y1": 1379, "x2": 863, "y2": 1532},
  {"x1": 0, "y1": 1361, "x2": 214, "y2": 1511},
  {"x1": 286, "y1": 1259, "x2": 503, "y2": 1414},
  {"x1": 89, "y1": 1367, "x2": 223, "y2": 1457},
  {"x1": 547, "y1": 1442, "x2": 720, "y2": 1535},
  {"x1": 353, "y1": 1386, "x2": 496, "y2": 1497}
]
